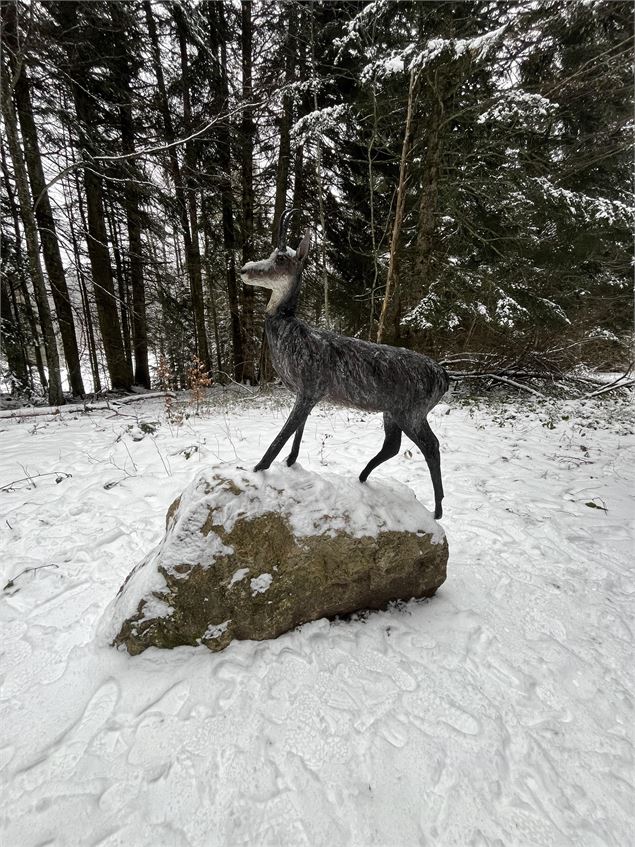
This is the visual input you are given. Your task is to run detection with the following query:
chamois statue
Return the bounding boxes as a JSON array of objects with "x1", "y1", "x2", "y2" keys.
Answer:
[{"x1": 240, "y1": 209, "x2": 449, "y2": 519}]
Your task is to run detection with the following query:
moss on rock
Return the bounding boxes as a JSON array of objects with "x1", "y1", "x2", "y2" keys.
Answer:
[{"x1": 110, "y1": 467, "x2": 448, "y2": 655}]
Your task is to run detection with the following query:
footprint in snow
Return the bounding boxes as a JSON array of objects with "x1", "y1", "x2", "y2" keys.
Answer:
[{"x1": 10, "y1": 678, "x2": 120, "y2": 794}]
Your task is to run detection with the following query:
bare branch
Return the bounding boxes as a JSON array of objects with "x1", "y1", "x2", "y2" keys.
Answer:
[{"x1": 33, "y1": 100, "x2": 261, "y2": 211}]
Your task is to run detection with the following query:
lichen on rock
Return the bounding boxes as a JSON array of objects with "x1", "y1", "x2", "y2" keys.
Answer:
[{"x1": 102, "y1": 464, "x2": 448, "y2": 655}]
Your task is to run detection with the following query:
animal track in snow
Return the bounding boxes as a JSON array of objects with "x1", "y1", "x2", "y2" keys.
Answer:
[
  {"x1": 1, "y1": 393, "x2": 633, "y2": 847},
  {"x1": 8, "y1": 678, "x2": 120, "y2": 798}
]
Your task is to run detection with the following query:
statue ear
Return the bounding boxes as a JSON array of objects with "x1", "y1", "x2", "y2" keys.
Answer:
[{"x1": 296, "y1": 228, "x2": 311, "y2": 262}]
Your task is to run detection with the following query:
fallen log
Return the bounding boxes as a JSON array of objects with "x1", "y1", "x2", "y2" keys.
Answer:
[{"x1": 0, "y1": 392, "x2": 175, "y2": 420}]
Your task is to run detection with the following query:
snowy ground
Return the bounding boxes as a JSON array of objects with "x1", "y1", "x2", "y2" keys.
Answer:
[{"x1": 0, "y1": 388, "x2": 633, "y2": 847}]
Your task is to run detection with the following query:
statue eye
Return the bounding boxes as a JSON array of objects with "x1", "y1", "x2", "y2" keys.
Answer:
[{"x1": 276, "y1": 255, "x2": 285, "y2": 265}]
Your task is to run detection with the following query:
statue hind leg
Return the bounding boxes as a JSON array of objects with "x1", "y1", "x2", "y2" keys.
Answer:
[
  {"x1": 359, "y1": 413, "x2": 402, "y2": 482},
  {"x1": 396, "y1": 416, "x2": 444, "y2": 519}
]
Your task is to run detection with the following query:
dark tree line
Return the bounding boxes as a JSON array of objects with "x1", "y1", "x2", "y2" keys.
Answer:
[{"x1": 0, "y1": 0, "x2": 632, "y2": 403}]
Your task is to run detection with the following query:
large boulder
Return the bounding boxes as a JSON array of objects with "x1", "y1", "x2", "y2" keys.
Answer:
[{"x1": 103, "y1": 465, "x2": 448, "y2": 655}]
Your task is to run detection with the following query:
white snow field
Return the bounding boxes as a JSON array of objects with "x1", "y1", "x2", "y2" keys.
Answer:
[{"x1": 0, "y1": 389, "x2": 633, "y2": 847}]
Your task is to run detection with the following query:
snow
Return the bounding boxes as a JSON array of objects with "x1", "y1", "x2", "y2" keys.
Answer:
[
  {"x1": 360, "y1": 25, "x2": 507, "y2": 84},
  {"x1": 202, "y1": 620, "x2": 231, "y2": 641},
  {"x1": 229, "y1": 567, "x2": 250, "y2": 587},
  {"x1": 170, "y1": 463, "x2": 443, "y2": 543},
  {"x1": 534, "y1": 177, "x2": 634, "y2": 227},
  {"x1": 250, "y1": 573, "x2": 273, "y2": 595},
  {"x1": 495, "y1": 295, "x2": 530, "y2": 327},
  {"x1": 1, "y1": 389, "x2": 633, "y2": 845},
  {"x1": 381, "y1": 55, "x2": 404, "y2": 75},
  {"x1": 589, "y1": 327, "x2": 620, "y2": 342},
  {"x1": 477, "y1": 91, "x2": 555, "y2": 126},
  {"x1": 292, "y1": 105, "x2": 350, "y2": 143}
]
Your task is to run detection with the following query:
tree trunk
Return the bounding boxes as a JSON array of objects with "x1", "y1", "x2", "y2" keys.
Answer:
[
  {"x1": 126, "y1": 198, "x2": 150, "y2": 388},
  {"x1": 105, "y1": 199, "x2": 133, "y2": 374},
  {"x1": 411, "y1": 59, "x2": 466, "y2": 319},
  {"x1": 291, "y1": 144, "x2": 305, "y2": 244},
  {"x1": 208, "y1": 1, "x2": 244, "y2": 382},
  {"x1": 289, "y1": 5, "x2": 309, "y2": 247},
  {"x1": 377, "y1": 69, "x2": 420, "y2": 345},
  {"x1": 309, "y1": 3, "x2": 329, "y2": 328},
  {"x1": 75, "y1": 125, "x2": 132, "y2": 389},
  {"x1": 258, "y1": 4, "x2": 298, "y2": 385},
  {"x1": 239, "y1": 0, "x2": 257, "y2": 384},
  {"x1": 0, "y1": 142, "x2": 47, "y2": 390},
  {"x1": 111, "y1": 3, "x2": 150, "y2": 388},
  {"x1": 79, "y1": 274, "x2": 101, "y2": 394},
  {"x1": 173, "y1": 3, "x2": 211, "y2": 372},
  {"x1": 57, "y1": 2, "x2": 131, "y2": 390},
  {"x1": 202, "y1": 208, "x2": 223, "y2": 376},
  {"x1": 1, "y1": 272, "x2": 29, "y2": 391},
  {"x1": 365, "y1": 28, "x2": 382, "y2": 341},
  {"x1": 145, "y1": 0, "x2": 209, "y2": 373},
  {"x1": 120, "y1": 99, "x2": 150, "y2": 386},
  {"x1": 67, "y1": 144, "x2": 102, "y2": 393},
  {"x1": 414, "y1": 96, "x2": 444, "y2": 291},
  {"x1": 12, "y1": 62, "x2": 85, "y2": 396},
  {"x1": 1, "y1": 59, "x2": 64, "y2": 405},
  {"x1": 271, "y1": 5, "x2": 297, "y2": 245}
]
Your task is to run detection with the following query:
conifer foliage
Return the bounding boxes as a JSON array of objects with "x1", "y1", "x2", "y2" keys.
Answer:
[{"x1": 0, "y1": 1, "x2": 632, "y2": 398}]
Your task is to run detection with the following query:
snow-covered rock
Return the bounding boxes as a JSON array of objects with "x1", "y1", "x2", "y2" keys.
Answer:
[{"x1": 104, "y1": 464, "x2": 448, "y2": 655}]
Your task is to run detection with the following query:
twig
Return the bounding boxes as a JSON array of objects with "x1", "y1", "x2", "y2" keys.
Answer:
[
  {"x1": 451, "y1": 372, "x2": 546, "y2": 397},
  {"x1": 34, "y1": 102, "x2": 261, "y2": 210},
  {"x1": 585, "y1": 370, "x2": 634, "y2": 398},
  {"x1": 484, "y1": 375, "x2": 546, "y2": 397},
  {"x1": 4, "y1": 563, "x2": 59, "y2": 591},
  {"x1": 216, "y1": 372, "x2": 260, "y2": 396},
  {"x1": 152, "y1": 438, "x2": 172, "y2": 476},
  {"x1": 121, "y1": 440, "x2": 138, "y2": 473},
  {"x1": 0, "y1": 471, "x2": 72, "y2": 492},
  {"x1": 113, "y1": 392, "x2": 176, "y2": 405}
]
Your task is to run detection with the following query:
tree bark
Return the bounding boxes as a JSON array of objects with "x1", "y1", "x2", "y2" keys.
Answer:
[
  {"x1": 56, "y1": 2, "x2": 131, "y2": 390},
  {"x1": 145, "y1": 0, "x2": 210, "y2": 373},
  {"x1": 208, "y1": 1, "x2": 244, "y2": 382},
  {"x1": 271, "y1": 5, "x2": 297, "y2": 245},
  {"x1": 0, "y1": 142, "x2": 47, "y2": 390},
  {"x1": 105, "y1": 199, "x2": 133, "y2": 374},
  {"x1": 258, "y1": 3, "x2": 298, "y2": 385},
  {"x1": 289, "y1": 4, "x2": 309, "y2": 248},
  {"x1": 202, "y1": 206, "x2": 224, "y2": 376},
  {"x1": 116, "y1": 38, "x2": 150, "y2": 388},
  {"x1": 239, "y1": 0, "x2": 257, "y2": 384},
  {"x1": 67, "y1": 138, "x2": 102, "y2": 393},
  {"x1": 0, "y1": 271, "x2": 29, "y2": 391},
  {"x1": 377, "y1": 69, "x2": 420, "y2": 345},
  {"x1": 13, "y1": 63, "x2": 85, "y2": 396},
  {"x1": 412, "y1": 63, "x2": 463, "y2": 311},
  {"x1": 414, "y1": 95, "x2": 443, "y2": 290},
  {"x1": 173, "y1": 3, "x2": 211, "y2": 372},
  {"x1": 1, "y1": 59, "x2": 64, "y2": 405},
  {"x1": 74, "y1": 108, "x2": 132, "y2": 390},
  {"x1": 309, "y1": 3, "x2": 329, "y2": 328}
]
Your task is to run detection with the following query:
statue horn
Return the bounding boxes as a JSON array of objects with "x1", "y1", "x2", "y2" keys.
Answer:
[{"x1": 278, "y1": 208, "x2": 302, "y2": 252}]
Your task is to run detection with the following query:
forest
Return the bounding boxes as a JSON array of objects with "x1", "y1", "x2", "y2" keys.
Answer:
[
  {"x1": 0, "y1": 0, "x2": 632, "y2": 406},
  {"x1": 1, "y1": 4, "x2": 634, "y2": 840}
]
